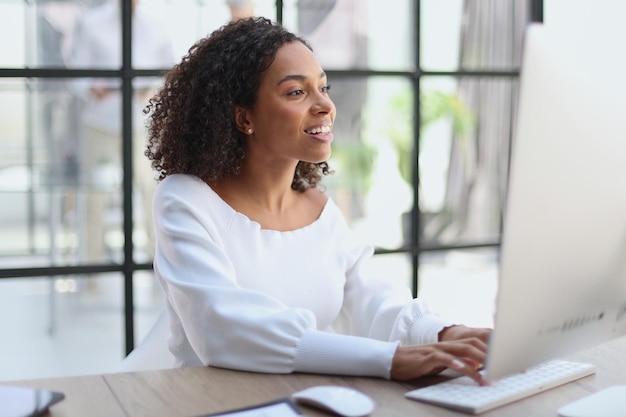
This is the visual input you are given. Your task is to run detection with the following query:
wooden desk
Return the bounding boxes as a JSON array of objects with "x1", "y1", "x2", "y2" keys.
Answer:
[{"x1": 7, "y1": 337, "x2": 626, "y2": 417}]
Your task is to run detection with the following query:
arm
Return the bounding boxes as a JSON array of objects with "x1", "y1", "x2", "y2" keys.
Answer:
[
  {"x1": 153, "y1": 176, "x2": 397, "y2": 377},
  {"x1": 334, "y1": 220, "x2": 452, "y2": 345},
  {"x1": 333, "y1": 212, "x2": 490, "y2": 383}
]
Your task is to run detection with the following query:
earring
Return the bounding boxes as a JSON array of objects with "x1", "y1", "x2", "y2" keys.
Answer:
[{"x1": 247, "y1": 128, "x2": 253, "y2": 134}]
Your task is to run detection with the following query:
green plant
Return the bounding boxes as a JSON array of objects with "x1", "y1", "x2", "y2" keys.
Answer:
[
  {"x1": 330, "y1": 140, "x2": 377, "y2": 191},
  {"x1": 389, "y1": 89, "x2": 475, "y2": 185}
]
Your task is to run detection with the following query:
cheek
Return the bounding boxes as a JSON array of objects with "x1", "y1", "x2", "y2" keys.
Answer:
[
  {"x1": 277, "y1": 104, "x2": 302, "y2": 118},
  {"x1": 268, "y1": 107, "x2": 304, "y2": 133}
]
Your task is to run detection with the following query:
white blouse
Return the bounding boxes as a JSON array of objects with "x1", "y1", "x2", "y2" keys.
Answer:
[{"x1": 153, "y1": 174, "x2": 450, "y2": 378}]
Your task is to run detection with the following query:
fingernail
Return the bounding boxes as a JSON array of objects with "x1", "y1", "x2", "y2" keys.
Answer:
[{"x1": 449, "y1": 359, "x2": 466, "y2": 370}]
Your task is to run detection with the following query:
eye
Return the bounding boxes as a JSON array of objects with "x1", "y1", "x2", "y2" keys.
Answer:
[
  {"x1": 288, "y1": 89, "x2": 305, "y2": 97},
  {"x1": 321, "y1": 84, "x2": 331, "y2": 94}
]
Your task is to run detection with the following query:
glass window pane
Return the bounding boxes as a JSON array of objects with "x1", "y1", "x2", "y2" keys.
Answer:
[
  {"x1": 0, "y1": 1, "x2": 89, "y2": 69},
  {"x1": 0, "y1": 78, "x2": 128, "y2": 267},
  {"x1": 419, "y1": 76, "x2": 518, "y2": 246},
  {"x1": 326, "y1": 76, "x2": 414, "y2": 250},
  {"x1": 0, "y1": 0, "x2": 272, "y2": 71},
  {"x1": 146, "y1": 0, "x2": 277, "y2": 62},
  {"x1": 69, "y1": 1, "x2": 177, "y2": 71},
  {"x1": 366, "y1": 0, "x2": 414, "y2": 71},
  {"x1": 420, "y1": 0, "x2": 530, "y2": 71},
  {"x1": 0, "y1": 271, "x2": 163, "y2": 381},
  {"x1": 418, "y1": 248, "x2": 498, "y2": 328},
  {"x1": 283, "y1": 0, "x2": 413, "y2": 71},
  {"x1": 134, "y1": 269, "x2": 164, "y2": 341},
  {"x1": 419, "y1": 0, "x2": 464, "y2": 71},
  {"x1": 0, "y1": 274, "x2": 125, "y2": 380},
  {"x1": 0, "y1": 80, "x2": 27, "y2": 160},
  {"x1": 133, "y1": 78, "x2": 162, "y2": 263},
  {"x1": 0, "y1": 1, "x2": 26, "y2": 67},
  {"x1": 0, "y1": 79, "x2": 80, "y2": 265},
  {"x1": 369, "y1": 252, "x2": 413, "y2": 290},
  {"x1": 71, "y1": 77, "x2": 156, "y2": 265}
]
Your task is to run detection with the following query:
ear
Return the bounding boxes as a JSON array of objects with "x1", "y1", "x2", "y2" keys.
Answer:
[{"x1": 234, "y1": 106, "x2": 254, "y2": 135}]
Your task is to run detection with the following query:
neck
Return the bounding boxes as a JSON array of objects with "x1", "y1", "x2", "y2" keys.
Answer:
[
  {"x1": 213, "y1": 159, "x2": 300, "y2": 215},
  {"x1": 237, "y1": 177, "x2": 296, "y2": 213}
]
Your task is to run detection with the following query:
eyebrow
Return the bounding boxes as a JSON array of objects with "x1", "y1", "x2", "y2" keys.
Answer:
[{"x1": 276, "y1": 71, "x2": 327, "y2": 86}]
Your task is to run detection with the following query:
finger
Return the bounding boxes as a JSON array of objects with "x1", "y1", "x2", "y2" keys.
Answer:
[
  {"x1": 448, "y1": 358, "x2": 489, "y2": 386},
  {"x1": 443, "y1": 335, "x2": 489, "y2": 351},
  {"x1": 469, "y1": 328, "x2": 491, "y2": 344},
  {"x1": 461, "y1": 357, "x2": 484, "y2": 370},
  {"x1": 437, "y1": 340, "x2": 488, "y2": 366},
  {"x1": 419, "y1": 349, "x2": 483, "y2": 379}
]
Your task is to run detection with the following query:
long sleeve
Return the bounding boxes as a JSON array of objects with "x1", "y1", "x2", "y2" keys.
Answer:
[
  {"x1": 329, "y1": 214, "x2": 453, "y2": 346},
  {"x1": 153, "y1": 174, "x2": 450, "y2": 379},
  {"x1": 154, "y1": 175, "x2": 397, "y2": 378}
]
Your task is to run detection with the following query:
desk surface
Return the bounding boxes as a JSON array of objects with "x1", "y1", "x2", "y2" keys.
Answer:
[{"x1": 7, "y1": 337, "x2": 626, "y2": 417}]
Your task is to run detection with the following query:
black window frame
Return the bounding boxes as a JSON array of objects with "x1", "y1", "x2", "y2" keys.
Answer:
[{"x1": 0, "y1": 0, "x2": 543, "y2": 355}]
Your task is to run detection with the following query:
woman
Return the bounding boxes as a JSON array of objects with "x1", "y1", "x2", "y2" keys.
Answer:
[{"x1": 145, "y1": 17, "x2": 489, "y2": 384}]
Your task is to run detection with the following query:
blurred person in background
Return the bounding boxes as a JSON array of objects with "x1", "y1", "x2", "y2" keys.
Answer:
[
  {"x1": 70, "y1": 0, "x2": 175, "y2": 268},
  {"x1": 226, "y1": 0, "x2": 255, "y2": 20}
]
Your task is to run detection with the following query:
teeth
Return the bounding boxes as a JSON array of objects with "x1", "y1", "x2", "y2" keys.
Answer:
[{"x1": 306, "y1": 125, "x2": 331, "y2": 134}]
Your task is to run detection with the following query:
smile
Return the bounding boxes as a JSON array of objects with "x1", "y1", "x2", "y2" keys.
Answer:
[{"x1": 304, "y1": 124, "x2": 332, "y2": 135}]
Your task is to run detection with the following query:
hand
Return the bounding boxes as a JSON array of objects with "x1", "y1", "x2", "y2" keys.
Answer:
[
  {"x1": 439, "y1": 324, "x2": 491, "y2": 345},
  {"x1": 439, "y1": 325, "x2": 492, "y2": 378},
  {"x1": 390, "y1": 333, "x2": 489, "y2": 385},
  {"x1": 90, "y1": 85, "x2": 115, "y2": 100}
]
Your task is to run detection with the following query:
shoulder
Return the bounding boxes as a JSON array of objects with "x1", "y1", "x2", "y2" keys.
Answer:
[
  {"x1": 154, "y1": 175, "x2": 236, "y2": 233},
  {"x1": 157, "y1": 174, "x2": 204, "y2": 193},
  {"x1": 155, "y1": 174, "x2": 219, "y2": 209}
]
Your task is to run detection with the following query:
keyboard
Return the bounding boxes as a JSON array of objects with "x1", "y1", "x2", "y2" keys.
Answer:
[{"x1": 405, "y1": 360, "x2": 596, "y2": 414}]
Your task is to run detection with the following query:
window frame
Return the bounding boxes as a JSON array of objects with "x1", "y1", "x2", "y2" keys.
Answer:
[{"x1": 0, "y1": 0, "x2": 543, "y2": 355}]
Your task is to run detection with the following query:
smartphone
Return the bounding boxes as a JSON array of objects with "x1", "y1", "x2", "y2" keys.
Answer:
[{"x1": 1, "y1": 385, "x2": 65, "y2": 417}]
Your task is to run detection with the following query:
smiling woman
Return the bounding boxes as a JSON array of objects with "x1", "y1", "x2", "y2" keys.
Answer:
[
  {"x1": 238, "y1": 41, "x2": 335, "y2": 175},
  {"x1": 217, "y1": 40, "x2": 335, "y2": 231},
  {"x1": 144, "y1": 16, "x2": 490, "y2": 384}
]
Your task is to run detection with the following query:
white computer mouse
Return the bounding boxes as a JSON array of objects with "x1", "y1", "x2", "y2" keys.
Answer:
[{"x1": 292, "y1": 385, "x2": 375, "y2": 417}]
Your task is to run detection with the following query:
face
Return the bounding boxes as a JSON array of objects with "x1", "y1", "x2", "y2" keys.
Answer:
[{"x1": 241, "y1": 41, "x2": 336, "y2": 165}]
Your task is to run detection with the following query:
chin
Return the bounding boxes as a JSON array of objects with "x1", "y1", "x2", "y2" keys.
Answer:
[
  {"x1": 300, "y1": 153, "x2": 330, "y2": 165},
  {"x1": 305, "y1": 157, "x2": 330, "y2": 165}
]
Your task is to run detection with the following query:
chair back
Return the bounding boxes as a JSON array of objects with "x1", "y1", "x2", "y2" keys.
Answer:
[{"x1": 114, "y1": 311, "x2": 175, "y2": 372}]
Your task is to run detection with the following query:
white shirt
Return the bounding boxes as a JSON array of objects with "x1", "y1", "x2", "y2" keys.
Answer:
[
  {"x1": 70, "y1": 2, "x2": 175, "y2": 133},
  {"x1": 153, "y1": 174, "x2": 451, "y2": 378}
]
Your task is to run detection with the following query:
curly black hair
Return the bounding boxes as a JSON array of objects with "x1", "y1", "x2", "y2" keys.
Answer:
[{"x1": 145, "y1": 17, "x2": 332, "y2": 192}]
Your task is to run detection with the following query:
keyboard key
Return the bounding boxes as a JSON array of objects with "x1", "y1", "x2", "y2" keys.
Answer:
[{"x1": 405, "y1": 360, "x2": 596, "y2": 414}]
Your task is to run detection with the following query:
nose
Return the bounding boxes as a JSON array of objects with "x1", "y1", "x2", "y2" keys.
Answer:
[{"x1": 312, "y1": 92, "x2": 335, "y2": 115}]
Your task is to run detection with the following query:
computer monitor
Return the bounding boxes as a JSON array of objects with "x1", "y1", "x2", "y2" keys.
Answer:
[{"x1": 484, "y1": 23, "x2": 626, "y2": 382}]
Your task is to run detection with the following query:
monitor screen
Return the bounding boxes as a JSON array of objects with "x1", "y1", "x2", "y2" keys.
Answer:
[{"x1": 484, "y1": 23, "x2": 626, "y2": 382}]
